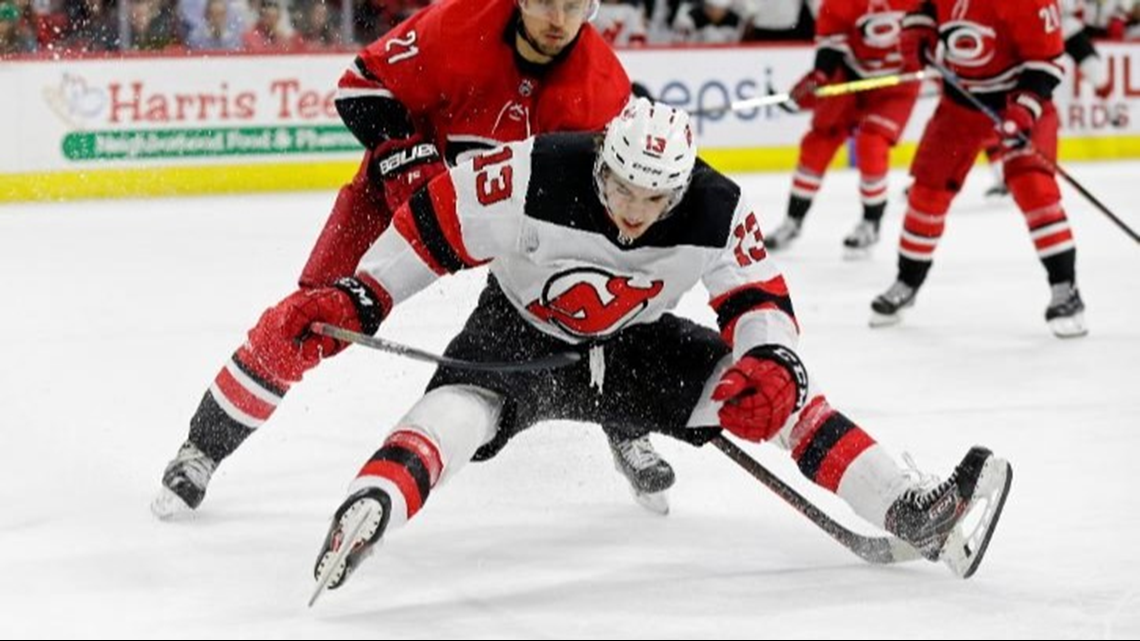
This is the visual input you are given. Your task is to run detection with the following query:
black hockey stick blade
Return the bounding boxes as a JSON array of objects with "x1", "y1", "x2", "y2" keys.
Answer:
[
  {"x1": 711, "y1": 435, "x2": 922, "y2": 565},
  {"x1": 311, "y1": 323, "x2": 581, "y2": 373}
]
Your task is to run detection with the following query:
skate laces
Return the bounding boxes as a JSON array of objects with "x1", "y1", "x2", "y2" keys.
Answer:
[
  {"x1": 900, "y1": 452, "x2": 955, "y2": 510},
  {"x1": 615, "y1": 435, "x2": 662, "y2": 471},
  {"x1": 171, "y1": 443, "x2": 216, "y2": 488},
  {"x1": 883, "y1": 281, "x2": 915, "y2": 304},
  {"x1": 1048, "y1": 282, "x2": 1075, "y2": 307}
]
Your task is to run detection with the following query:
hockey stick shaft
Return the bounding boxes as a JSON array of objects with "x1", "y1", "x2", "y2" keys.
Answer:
[
  {"x1": 310, "y1": 323, "x2": 581, "y2": 372},
  {"x1": 927, "y1": 59, "x2": 1140, "y2": 245},
  {"x1": 692, "y1": 70, "x2": 933, "y2": 117},
  {"x1": 711, "y1": 435, "x2": 921, "y2": 565}
]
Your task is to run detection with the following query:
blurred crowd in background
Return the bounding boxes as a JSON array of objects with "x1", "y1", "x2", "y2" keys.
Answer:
[{"x1": 1, "y1": 0, "x2": 1138, "y2": 57}]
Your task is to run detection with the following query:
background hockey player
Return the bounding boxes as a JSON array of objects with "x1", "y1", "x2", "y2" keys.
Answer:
[
  {"x1": 243, "y1": 98, "x2": 1012, "y2": 595},
  {"x1": 981, "y1": 0, "x2": 1116, "y2": 199},
  {"x1": 151, "y1": 0, "x2": 681, "y2": 520},
  {"x1": 870, "y1": 0, "x2": 1088, "y2": 338},
  {"x1": 766, "y1": 0, "x2": 922, "y2": 258}
]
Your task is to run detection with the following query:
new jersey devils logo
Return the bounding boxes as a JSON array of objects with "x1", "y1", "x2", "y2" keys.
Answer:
[
  {"x1": 941, "y1": 21, "x2": 997, "y2": 67},
  {"x1": 526, "y1": 267, "x2": 665, "y2": 337}
]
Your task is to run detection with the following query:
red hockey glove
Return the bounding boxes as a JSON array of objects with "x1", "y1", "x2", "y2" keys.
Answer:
[
  {"x1": 1106, "y1": 16, "x2": 1126, "y2": 41},
  {"x1": 712, "y1": 345, "x2": 808, "y2": 443},
  {"x1": 899, "y1": 21, "x2": 936, "y2": 73},
  {"x1": 789, "y1": 69, "x2": 828, "y2": 111},
  {"x1": 247, "y1": 277, "x2": 386, "y2": 383},
  {"x1": 370, "y1": 134, "x2": 447, "y2": 213},
  {"x1": 999, "y1": 92, "x2": 1043, "y2": 149}
]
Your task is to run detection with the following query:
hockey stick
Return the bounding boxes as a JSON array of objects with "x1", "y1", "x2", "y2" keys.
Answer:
[
  {"x1": 692, "y1": 70, "x2": 933, "y2": 117},
  {"x1": 711, "y1": 435, "x2": 923, "y2": 565},
  {"x1": 927, "y1": 58, "x2": 1140, "y2": 245},
  {"x1": 310, "y1": 323, "x2": 581, "y2": 372}
]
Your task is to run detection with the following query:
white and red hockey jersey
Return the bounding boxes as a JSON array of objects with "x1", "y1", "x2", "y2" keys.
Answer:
[{"x1": 357, "y1": 133, "x2": 799, "y2": 357}]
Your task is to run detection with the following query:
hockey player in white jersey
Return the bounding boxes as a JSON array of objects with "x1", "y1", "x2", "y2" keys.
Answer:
[{"x1": 250, "y1": 98, "x2": 1012, "y2": 595}]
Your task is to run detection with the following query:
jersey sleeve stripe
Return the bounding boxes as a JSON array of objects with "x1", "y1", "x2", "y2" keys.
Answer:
[
  {"x1": 408, "y1": 188, "x2": 467, "y2": 274},
  {"x1": 710, "y1": 278, "x2": 796, "y2": 333},
  {"x1": 427, "y1": 176, "x2": 485, "y2": 268},
  {"x1": 393, "y1": 201, "x2": 449, "y2": 276}
]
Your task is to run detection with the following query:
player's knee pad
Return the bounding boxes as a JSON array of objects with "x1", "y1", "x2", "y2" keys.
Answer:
[
  {"x1": 855, "y1": 129, "x2": 891, "y2": 177},
  {"x1": 798, "y1": 128, "x2": 847, "y2": 173},
  {"x1": 907, "y1": 182, "x2": 954, "y2": 215},
  {"x1": 400, "y1": 385, "x2": 503, "y2": 484},
  {"x1": 1006, "y1": 170, "x2": 1061, "y2": 213}
]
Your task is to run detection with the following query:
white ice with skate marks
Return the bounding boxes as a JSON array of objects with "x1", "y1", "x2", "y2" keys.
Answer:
[{"x1": 0, "y1": 162, "x2": 1138, "y2": 637}]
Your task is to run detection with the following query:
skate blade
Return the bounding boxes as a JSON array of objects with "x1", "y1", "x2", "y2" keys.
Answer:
[
  {"x1": 940, "y1": 456, "x2": 1013, "y2": 579},
  {"x1": 1048, "y1": 313, "x2": 1088, "y2": 339},
  {"x1": 150, "y1": 487, "x2": 194, "y2": 521},
  {"x1": 632, "y1": 489, "x2": 670, "y2": 516},
  {"x1": 309, "y1": 499, "x2": 384, "y2": 607},
  {"x1": 869, "y1": 310, "x2": 904, "y2": 328},
  {"x1": 842, "y1": 245, "x2": 875, "y2": 261}
]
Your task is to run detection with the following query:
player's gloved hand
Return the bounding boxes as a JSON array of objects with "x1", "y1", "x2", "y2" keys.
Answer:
[
  {"x1": 999, "y1": 92, "x2": 1043, "y2": 149},
  {"x1": 370, "y1": 134, "x2": 447, "y2": 212},
  {"x1": 899, "y1": 20, "x2": 936, "y2": 73},
  {"x1": 789, "y1": 69, "x2": 828, "y2": 111},
  {"x1": 1106, "y1": 16, "x2": 1126, "y2": 40},
  {"x1": 712, "y1": 345, "x2": 808, "y2": 442},
  {"x1": 247, "y1": 277, "x2": 386, "y2": 383}
]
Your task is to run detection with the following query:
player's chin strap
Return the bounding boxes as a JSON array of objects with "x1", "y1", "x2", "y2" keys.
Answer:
[
  {"x1": 311, "y1": 323, "x2": 581, "y2": 373},
  {"x1": 927, "y1": 57, "x2": 1139, "y2": 246},
  {"x1": 708, "y1": 434, "x2": 924, "y2": 565}
]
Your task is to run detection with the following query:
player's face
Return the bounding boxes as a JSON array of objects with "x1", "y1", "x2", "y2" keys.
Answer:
[
  {"x1": 602, "y1": 171, "x2": 672, "y2": 242},
  {"x1": 518, "y1": 0, "x2": 589, "y2": 56}
]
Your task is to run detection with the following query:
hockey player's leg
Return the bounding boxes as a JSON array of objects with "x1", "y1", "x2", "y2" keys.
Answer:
[
  {"x1": 313, "y1": 385, "x2": 503, "y2": 594},
  {"x1": 603, "y1": 424, "x2": 675, "y2": 515},
  {"x1": 871, "y1": 99, "x2": 990, "y2": 327},
  {"x1": 772, "y1": 117, "x2": 847, "y2": 251},
  {"x1": 868, "y1": 182, "x2": 951, "y2": 326},
  {"x1": 845, "y1": 128, "x2": 892, "y2": 259},
  {"x1": 156, "y1": 165, "x2": 393, "y2": 519},
  {"x1": 1004, "y1": 110, "x2": 1087, "y2": 338},
  {"x1": 152, "y1": 345, "x2": 294, "y2": 519},
  {"x1": 766, "y1": 379, "x2": 1011, "y2": 577}
]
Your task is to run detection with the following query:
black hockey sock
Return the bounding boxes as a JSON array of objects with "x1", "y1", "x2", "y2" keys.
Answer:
[
  {"x1": 898, "y1": 255, "x2": 933, "y2": 289},
  {"x1": 1042, "y1": 248, "x2": 1076, "y2": 285},
  {"x1": 187, "y1": 390, "x2": 257, "y2": 463},
  {"x1": 863, "y1": 202, "x2": 886, "y2": 225},
  {"x1": 787, "y1": 195, "x2": 812, "y2": 221}
]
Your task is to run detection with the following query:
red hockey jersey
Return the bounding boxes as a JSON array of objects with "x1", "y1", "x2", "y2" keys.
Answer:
[
  {"x1": 338, "y1": 0, "x2": 631, "y2": 164},
  {"x1": 928, "y1": 0, "x2": 1064, "y2": 95},
  {"x1": 816, "y1": 0, "x2": 920, "y2": 78}
]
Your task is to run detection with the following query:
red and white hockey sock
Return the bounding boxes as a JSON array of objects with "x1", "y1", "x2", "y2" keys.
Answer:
[
  {"x1": 188, "y1": 348, "x2": 291, "y2": 462},
  {"x1": 1007, "y1": 172, "x2": 1076, "y2": 282},
  {"x1": 348, "y1": 429, "x2": 444, "y2": 530},
  {"x1": 787, "y1": 396, "x2": 908, "y2": 527}
]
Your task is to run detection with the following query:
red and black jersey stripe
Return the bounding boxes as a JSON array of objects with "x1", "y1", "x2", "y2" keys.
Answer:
[{"x1": 711, "y1": 278, "x2": 796, "y2": 343}]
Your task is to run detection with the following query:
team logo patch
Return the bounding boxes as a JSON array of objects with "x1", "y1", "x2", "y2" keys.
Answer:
[
  {"x1": 525, "y1": 267, "x2": 664, "y2": 337},
  {"x1": 856, "y1": 11, "x2": 904, "y2": 49},
  {"x1": 941, "y1": 21, "x2": 997, "y2": 67}
]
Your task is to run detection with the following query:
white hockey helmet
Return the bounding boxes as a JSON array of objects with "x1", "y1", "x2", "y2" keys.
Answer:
[{"x1": 595, "y1": 97, "x2": 698, "y2": 212}]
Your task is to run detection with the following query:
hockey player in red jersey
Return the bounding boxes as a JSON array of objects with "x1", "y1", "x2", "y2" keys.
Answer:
[
  {"x1": 151, "y1": 0, "x2": 674, "y2": 520},
  {"x1": 871, "y1": 0, "x2": 1088, "y2": 338},
  {"x1": 766, "y1": 0, "x2": 922, "y2": 258},
  {"x1": 247, "y1": 98, "x2": 1012, "y2": 595}
]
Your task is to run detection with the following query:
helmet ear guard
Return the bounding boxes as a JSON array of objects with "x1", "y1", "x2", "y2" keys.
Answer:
[{"x1": 594, "y1": 97, "x2": 698, "y2": 213}]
